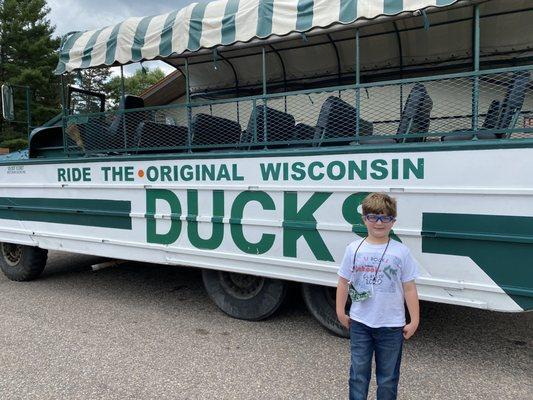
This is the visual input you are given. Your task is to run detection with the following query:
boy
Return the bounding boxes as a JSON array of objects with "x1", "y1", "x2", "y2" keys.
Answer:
[{"x1": 336, "y1": 192, "x2": 420, "y2": 400}]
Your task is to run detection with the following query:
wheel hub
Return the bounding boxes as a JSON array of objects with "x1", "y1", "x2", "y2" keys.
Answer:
[
  {"x1": 219, "y1": 271, "x2": 265, "y2": 300},
  {"x1": 1, "y1": 243, "x2": 22, "y2": 267}
]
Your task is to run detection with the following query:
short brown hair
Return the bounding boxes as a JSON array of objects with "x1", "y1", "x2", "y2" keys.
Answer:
[{"x1": 362, "y1": 192, "x2": 397, "y2": 217}]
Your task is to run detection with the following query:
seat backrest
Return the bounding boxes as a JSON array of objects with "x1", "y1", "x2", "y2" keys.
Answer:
[
  {"x1": 315, "y1": 96, "x2": 355, "y2": 141},
  {"x1": 245, "y1": 105, "x2": 295, "y2": 144},
  {"x1": 495, "y1": 71, "x2": 530, "y2": 136},
  {"x1": 108, "y1": 95, "x2": 147, "y2": 148},
  {"x1": 192, "y1": 114, "x2": 242, "y2": 147},
  {"x1": 481, "y1": 100, "x2": 501, "y2": 130},
  {"x1": 314, "y1": 96, "x2": 373, "y2": 146},
  {"x1": 123, "y1": 95, "x2": 145, "y2": 110},
  {"x1": 134, "y1": 121, "x2": 189, "y2": 151},
  {"x1": 396, "y1": 83, "x2": 433, "y2": 142}
]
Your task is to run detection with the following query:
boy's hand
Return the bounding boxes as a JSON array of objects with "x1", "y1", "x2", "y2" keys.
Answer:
[
  {"x1": 337, "y1": 313, "x2": 350, "y2": 329},
  {"x1": 403, "y1": 322, "x2": 418, "y2": 339}
]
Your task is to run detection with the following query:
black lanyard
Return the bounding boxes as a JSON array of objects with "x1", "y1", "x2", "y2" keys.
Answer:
[{"x1": 351, "y1": 237, "x2": 391, "y2": 284}]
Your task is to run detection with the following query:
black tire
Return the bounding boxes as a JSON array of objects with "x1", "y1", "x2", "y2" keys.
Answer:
[
  {"x1": 302, "y1": 283, "x2": 349, "y2": 338},
  {"x1": 202, "y1": 269, "x2": 288, "y2": 321},
  {"x1": 0, "y1": 243, "x2": 48, "y2": 281}
]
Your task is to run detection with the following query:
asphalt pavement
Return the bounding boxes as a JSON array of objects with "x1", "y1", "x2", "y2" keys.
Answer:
[{"x1": 0, "y1": 251, "x2": 531, "y2": 400}]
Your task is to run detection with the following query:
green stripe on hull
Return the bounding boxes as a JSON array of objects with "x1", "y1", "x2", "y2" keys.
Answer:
[
  {"x1": 422, "y1": 213, "x2": 533, "y2": 311},
  {"x1": 0, "y1": 198, "x2": 132, "y2": 230}
]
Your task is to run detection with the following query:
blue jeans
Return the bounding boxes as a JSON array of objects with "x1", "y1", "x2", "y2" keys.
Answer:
[{"x1": 349, "y1": 320, "x2": 404, "y2": 400}]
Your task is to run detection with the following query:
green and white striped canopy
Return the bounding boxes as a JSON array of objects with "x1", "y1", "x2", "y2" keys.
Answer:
[{"x1": 55, "y1": 0, "x2": 462, "y2": 74}]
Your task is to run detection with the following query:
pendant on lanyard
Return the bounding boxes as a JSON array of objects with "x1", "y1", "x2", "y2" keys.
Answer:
[{"x1": 349, "y1": 237, "x2": 390, "y2": 302}]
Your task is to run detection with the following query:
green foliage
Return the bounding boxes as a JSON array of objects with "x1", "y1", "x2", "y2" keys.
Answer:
[
  {"x1": 0, "y1": 0, "x2": 60, "y2": 141},
  {"x1": 105, "y1": 68, "x2": 166, "y2": 107},
  {"x1": 0, "y1": 137, "x2": 28, "y2": 151}
]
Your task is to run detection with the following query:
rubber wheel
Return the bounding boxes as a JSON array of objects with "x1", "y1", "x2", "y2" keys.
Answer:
[
  {"x1": 202, "y1": 269, "x2": 288, "y2": 321},
  {"x1": 302, "y1": 283, "x2": 350, "y2": 338},
  {"x1": 0, "y1": 243, "x2": 48, "y2": 281}
]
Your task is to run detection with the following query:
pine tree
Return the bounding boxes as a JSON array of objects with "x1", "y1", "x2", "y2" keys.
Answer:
[{"x1": 0, "y1": 0, "x2": 60, "y2": 146}]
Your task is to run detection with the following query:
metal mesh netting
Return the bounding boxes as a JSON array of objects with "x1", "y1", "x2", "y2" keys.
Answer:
[{"x1": 64, "y1": 68, "x2": 533, "y2": 155}]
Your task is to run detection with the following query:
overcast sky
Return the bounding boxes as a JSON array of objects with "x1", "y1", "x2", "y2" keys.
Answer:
[{"x1": 47, "y1": 0, "x2": 203, "y2": 75}]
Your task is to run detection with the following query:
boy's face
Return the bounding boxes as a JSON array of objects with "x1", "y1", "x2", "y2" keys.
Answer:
[{"x1": 362, "y1": 213, "x2": 396, "y2": 240}]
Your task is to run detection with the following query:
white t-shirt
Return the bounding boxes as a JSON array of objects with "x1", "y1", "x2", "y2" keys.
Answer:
[{"x1": 338, "y1": 238, "x2": 420, "y2": 328}]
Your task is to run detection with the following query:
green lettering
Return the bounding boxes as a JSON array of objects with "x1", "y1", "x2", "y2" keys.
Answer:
[
  {"x1": 231, "y1": 164, "x2": 244, "y2": 181},
  {"x1": 283, "y1": 192, "x2": 334, "y2": 262},
  {"x1": 291, "y1": 162, "x2": 306, "y2": 181},
  {"x1": 160, "y1": 166, "x2": 171, "y2": 182},
  {"x1": 101, "y1": 166, "x2": 111, "y2": 181},
  {"x1": 58, "y1": 168, "x2": 66, "y2": 182},
  {"x1": 202, "y1": 164, "x2": 215, "y2": 181},
  {"x1": 146, "y1": 166, "x2": 158, "y2": 182},
  {"x1": 146, "y1": 189, "x2": 182, "y2": 245},
  {"x1": 260, "y1": 163, "x2": 282, "y2": 181},
  {"x1": 342, "y1": 192, "x2": 370, "y2": 235},
  {"x1": 348, "y1": 160, "x2": 367, "y2": 180},
  {"x1": 82, "y1": 168, "x2": 91, "y2": 182},
  {"x1": 392, "y1": 159, "x2": 399, "y2": 180},
  {"x1": 283, "y1": 163, "x2": 289, "y2": 180},
  {"x1": 403, "y1": 158, "x2": 424, "y2": 179},
  {"x1": 217, "y1": 164, "x2": 231, "y2": 181},
  {"x1": 370, "y1": 159, "x2": 388, "y2": 180},
  {"x1": 180, "y1": 165, "x2": 193, "y2": 181},
  {"x1": 187, "y1": 190, "x2": 224, "y2": 250},
  {"x1": 230, "y1": 191, "x2": 275, "y2": 254},
  {"x1": 327, "y1": 161, "x2": 346, "y2": 181},
  {"x1": 308, "y1": 161, "x2": 324, "y2": 181}
]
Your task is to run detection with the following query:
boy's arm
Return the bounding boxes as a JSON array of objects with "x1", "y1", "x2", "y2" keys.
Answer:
[
  {"x1": 402, "y1": 280, "x2": 419, "y2": 340},
  {"x1": 336, "y1": 276, "x2": 350, "y2": 329}
]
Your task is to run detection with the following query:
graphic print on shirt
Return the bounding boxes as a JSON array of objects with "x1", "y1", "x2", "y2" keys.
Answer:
[{"x1": 350, "y1": 253, "x2": 402, "y2": 295}]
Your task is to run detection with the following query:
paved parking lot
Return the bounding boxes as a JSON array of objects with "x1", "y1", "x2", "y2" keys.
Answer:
[{"x1": 0, "y1": 251, "x2": 531, "y2": 399}]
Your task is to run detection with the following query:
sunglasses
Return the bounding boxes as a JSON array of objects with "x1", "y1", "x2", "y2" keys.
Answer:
[{"x1": 364, "y1": 214, "x2": 396, "y2": 223}]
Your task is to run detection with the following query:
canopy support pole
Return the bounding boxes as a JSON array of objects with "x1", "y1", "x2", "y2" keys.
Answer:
[
  {"x1": 185, "y1": 58, "x2": 192, "y2": 152},
  {"x1": 269, "y1": 44, "x2": 287, "y2": 112},
  {"x1": 120, "y1": 66, "x2": 126, "y2": 104},
  {"x1": 326, "y1": 34, "x2": 341, "y2": 87},
  {"x1": 262, "y1": 47, "x2": 267, "y2": 146},
  {"x1": 355, "y1": 29, "x2": 360, "y2": 144},
  {"x1": 472, "y1": 5, "x2": 480, "y2": 139},
  {"x1": 393, "y1": 21, "x2": 404, "y2": 118},
  {"x1": 219, "y1": 52, "x2": 240, "y2": 122},
  {"x1": 120, "y1": 66, "x2": 127, "y2": 150}
]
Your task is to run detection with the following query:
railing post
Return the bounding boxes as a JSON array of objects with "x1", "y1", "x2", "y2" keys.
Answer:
[
  {"x1": 355, "y1": 29, "x2": 360, "y2": 144},
  {"x1": 252, "y1": 98, "x2": 258, "y2": 145},
  {"x1": 120, "y1": 65, "x2": 127, "y2": 150},
  {"x1": 60, "y1": 75, "x2": 68, "y2": 154},
  {"x1": 185, "y1": 58, "x2": 192, "y2": 152},
  {"x1": 472, "y1": 5, "x2": 480, "y2": 139}
]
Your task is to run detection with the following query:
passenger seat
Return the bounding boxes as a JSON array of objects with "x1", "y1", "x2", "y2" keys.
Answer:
[
  {"x1": 243, "y1": 105, "x2": 296, "y2": 147},
  {"x1": 314, "y1": 96, "x2": 373, "y2": 146},
  {"x1": 396, "y1": 83, "x2": 433, "y2": 143},
  {"x1": 191, "y1": 113, "x2": 242, "y2": 149}
]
